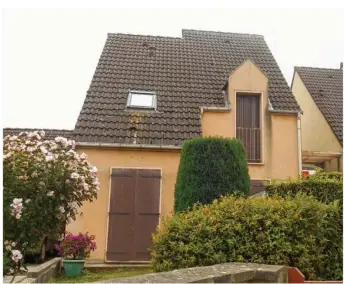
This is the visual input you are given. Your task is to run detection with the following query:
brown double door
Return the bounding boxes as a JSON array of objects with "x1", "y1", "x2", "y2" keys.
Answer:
[{"x1": 106, "y1": 168, "x2": 161, "y2": 262}]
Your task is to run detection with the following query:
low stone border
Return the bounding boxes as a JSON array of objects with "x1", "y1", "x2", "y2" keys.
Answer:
[
  {"x1": 3, "y1": 257, "x2": 62, "y2": 284},
  {"x1": 103, "y1": 262, "x2": 288, "y2": 283}
]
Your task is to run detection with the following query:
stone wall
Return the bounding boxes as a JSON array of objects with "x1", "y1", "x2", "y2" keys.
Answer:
[{"x1": 104, "y1": 262, "x2": 288, "y2": 283}]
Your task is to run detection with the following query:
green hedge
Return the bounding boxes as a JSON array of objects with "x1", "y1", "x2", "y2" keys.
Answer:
[
  {"x1": 174, "y1": 137, "x2": 250, "y2": 212},
  {"x1": 307, "y1": 170, "x2": 342, "y2": 182},
  {"x1": 265, "y1": 177, "x2": 342, "y2": 205},
  {"x1": 151, "y1": 195, "x2": 342, "y2": 280}
]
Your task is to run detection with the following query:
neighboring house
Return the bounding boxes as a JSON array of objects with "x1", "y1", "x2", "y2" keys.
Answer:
[
  {"x1": 4, "y1": 29, "x2": 302, "y2": 263},
  {"x1": 291, "y1": 65, "x2": 343, "y2": 172},
  {"x1": 3, "y1": 128, "x2": 73, "y2": 140}
]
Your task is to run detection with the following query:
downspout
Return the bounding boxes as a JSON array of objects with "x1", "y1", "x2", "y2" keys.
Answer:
[{"x1": 297, "y1": 112, "x2": 302, "y2": 174}]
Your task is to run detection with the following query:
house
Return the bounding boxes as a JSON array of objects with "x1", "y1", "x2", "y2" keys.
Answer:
[
  {"x1": 3, "y1": 128, "x2": 73, "y2": 140},
  {"x1": 291, "y1": 65, "x2": 343, "y2": 172},
  {"x1": 3, "y1": 29, "x2": 302, "y2": 263}
]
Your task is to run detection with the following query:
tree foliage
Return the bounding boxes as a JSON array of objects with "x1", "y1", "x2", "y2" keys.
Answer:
[{"x1": 3, "y1": 131, "x2": 99, "y2": 275}]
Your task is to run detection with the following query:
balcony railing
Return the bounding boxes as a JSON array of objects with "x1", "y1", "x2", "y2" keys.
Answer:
[{"x1": 236, "y1": 127, "x2": 261, "y2": 163}]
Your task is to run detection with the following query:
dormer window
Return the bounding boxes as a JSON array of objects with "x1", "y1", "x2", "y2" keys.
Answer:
[{"x1": 127, "y1": 90, "x2": 156, "y2": 110}]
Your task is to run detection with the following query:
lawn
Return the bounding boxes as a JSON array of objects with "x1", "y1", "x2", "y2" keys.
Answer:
[{"x1": 50, "y1": 267, "x2": 154, "y2": 283}]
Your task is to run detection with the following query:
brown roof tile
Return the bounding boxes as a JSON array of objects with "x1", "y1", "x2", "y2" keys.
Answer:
[
  {"x1": 295, "y1": 66, "x2": 343, "y2": 145},
  {"x1": 74, "y1": 29, "x2": 301, "y2": 145},
  {"x1": 3, "y1": 128, "x2": 73, "y2": 140}
]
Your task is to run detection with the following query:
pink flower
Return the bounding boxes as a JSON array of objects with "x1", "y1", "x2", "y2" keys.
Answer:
[
  {"x1": 40, "y1": 146, "x2": 48, "y2": 154},
  {"x1": 10, "y1": 198, "x2": 23, "y2": 219},
  {"x1": 47, "y1": 191, "x2": 54, "y2": 197},
  {"x1": 55, "y1": 137, "x2": 68, "y2": 145},
  {"x1": 45, "y1": 153, "x2": 55, "y2": 162},
  {"x1": 11, "y1": 250, "x2": 23, "y2": 263},
  {"x1": 27, "y1": 146, "x2": 36, "y2": 152},
  {"x1": 83, "y1": 183, "x2": 89, "y2": 191},
  {"x1": 18, "y1": 175, "x2": 28, "y2": 181},
  {"x1": 90, "y1": 166, "x2": 98, "y2": 174},
  {"x1": 67, "y1": 150, "x2": 75, "y2": 156},
  {"x1": 80, "y1": 153, "x2": 87, "y2": 160},
  {"x1": 71, "y1": 172, "x2": 79, "y2": 179},
  {"x1": 93, "y1": 178, "x2": 100, "y2": 186},
  {"x1": 3, "y1": 153, "x2": 12, "y2": 159}
]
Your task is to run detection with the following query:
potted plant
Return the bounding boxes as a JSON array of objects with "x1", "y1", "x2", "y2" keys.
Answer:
[{"x1": 55, "y1": 232, "x2": 96, "y2": 277}]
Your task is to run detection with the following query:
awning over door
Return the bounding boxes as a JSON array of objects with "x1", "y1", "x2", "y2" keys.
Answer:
[{"x1": 302, "y1": 150, "x2": 342, "y2": 164}]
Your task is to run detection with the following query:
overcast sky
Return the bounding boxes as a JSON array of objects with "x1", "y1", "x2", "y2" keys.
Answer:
[{"x1": 3, "y1": 8, "x2": 344, "y2": 129}]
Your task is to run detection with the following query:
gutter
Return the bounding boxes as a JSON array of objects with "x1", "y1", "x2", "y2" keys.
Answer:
[
  {"x1": 200, "y1": 106, "x2": 231, "y2": 113},
  {"x1": 268, "y1": 110, "x2": 301, "y2": 114},
  {"x1": 75, "y1": 142, "x2": 182, "y2": 151}
]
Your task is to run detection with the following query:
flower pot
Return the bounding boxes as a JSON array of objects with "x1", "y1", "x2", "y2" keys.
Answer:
[{"x1": 63, "y1": 259, "x2": 85, "y2": 277}]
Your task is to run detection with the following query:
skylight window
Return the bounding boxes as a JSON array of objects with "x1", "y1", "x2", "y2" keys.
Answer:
[{"x1": 127, "y1": 90, "x2": 156, "y2": 109}]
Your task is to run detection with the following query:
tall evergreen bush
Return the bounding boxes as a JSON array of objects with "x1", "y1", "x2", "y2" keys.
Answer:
[{"x1": 174, "y1": 137, "x2": 250, "y2": 212}]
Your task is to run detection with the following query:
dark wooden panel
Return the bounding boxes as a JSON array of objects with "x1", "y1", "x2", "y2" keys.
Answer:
[
  {"x1": 134, "y1": 214, "x2": 160, "y2": 261},
  {"x1": 134, "y1": 169, "x2": 161, "y2": 261},
  {"x1": 107, "y1": 169, "x2": 136, "y2": 261},
  {"x1": 250, "y1": 179, "x2": 265, "y2": 196},
  {"x1": 106, "y1": 214, "x2": 133, "y2": 261},
  {"x1": 138, "y1": 169, "x2": 161, "y2": 178},
  {"x1": 109, "y1": 171, "x2": 136, "y2": 213},
  {"x1": 136, "y1": 170, "x2": 161, "y2": 214}
]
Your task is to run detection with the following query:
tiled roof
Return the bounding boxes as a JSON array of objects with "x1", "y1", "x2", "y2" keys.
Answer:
[
  {"x1": 3, "y1": 128, "x2": 73, "y2": 140},
  {"x1": 74, "y1": 29, "x2": 301, "y2": 145},
  {"x1": 295, "y1": 66, "x2": 343, "y2": 145}
]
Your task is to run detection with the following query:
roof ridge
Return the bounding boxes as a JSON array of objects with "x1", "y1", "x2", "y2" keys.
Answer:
[
  {"x1": 107, "y1": 29, "x2": 264, "y2": 39},
  {"x1": 295, "y1": 66, "x2": 343, "y2": 71},
  {"x1": 182, "y1": 29, "x2": 264, "y2": 38},
  {"x1": 107, "y1": 32, "x2": 182, "y2": 40},
  {"x1": 3, "y1": 127, "x2": 73, "y2": 131}
]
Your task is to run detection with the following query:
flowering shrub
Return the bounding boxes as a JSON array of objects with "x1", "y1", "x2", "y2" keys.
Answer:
[
  {"x1": 3, "y1": 131, "x2": 100, "y2": 275},
  {"x1": 54, "y1": 232, "x2": 96, "y2": 260}
]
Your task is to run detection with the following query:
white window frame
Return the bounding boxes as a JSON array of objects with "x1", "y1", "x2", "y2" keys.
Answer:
[{"x1": 127, "y1": 90, "x2": 157, "y2": 110}]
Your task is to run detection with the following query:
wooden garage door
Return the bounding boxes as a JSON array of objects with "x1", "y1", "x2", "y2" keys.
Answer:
[{"x1": 106, "y1": 168, "x2": 161, "y2": 262}]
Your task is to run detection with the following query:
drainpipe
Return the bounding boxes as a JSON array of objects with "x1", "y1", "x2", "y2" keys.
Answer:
[{"x1": 297, "y1": 112, "x2": 302, "y2": 174}]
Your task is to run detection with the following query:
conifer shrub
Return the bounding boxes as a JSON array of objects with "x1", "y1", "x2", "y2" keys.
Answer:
[{"x1": 174, "y1": 137, "x2": 250, "y2": 212}]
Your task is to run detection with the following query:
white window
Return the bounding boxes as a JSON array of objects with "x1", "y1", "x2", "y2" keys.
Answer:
[{"x1": 127, "y1": 90, "x2": 156, "y2": 109}]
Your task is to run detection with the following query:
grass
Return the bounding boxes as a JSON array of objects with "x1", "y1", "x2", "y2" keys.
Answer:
[{"x1": 50, "y1": 267, "x2": 154, "y2": 283}]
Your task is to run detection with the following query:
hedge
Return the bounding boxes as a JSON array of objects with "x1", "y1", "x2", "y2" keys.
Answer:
[
  {"x1": 174, "y1": 137, "x2": 250, "y2": 212},
  {"x1": 307, "y1": 170, "x2": 342, "y2": 182},
  {"x1": 265, "y1": 175, "x2": 342, "y2": 205},
  {"x1": 151, "y1": 195, "x2": 342, "y2": 280}
]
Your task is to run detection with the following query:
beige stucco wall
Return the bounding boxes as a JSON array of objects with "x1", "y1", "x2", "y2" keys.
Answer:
[
  {"x1": 201, "y1": 60, "x2": 299, "y2": 180},
  {"x1": 270, "y1": 114, "x2": 299, "y2": 179},
  {"x1": 67, "y1": 148, "x2": 180, "y2": 261},
  {"x1": 292, "y1": 72, "x2": 342, "y2": 154}
]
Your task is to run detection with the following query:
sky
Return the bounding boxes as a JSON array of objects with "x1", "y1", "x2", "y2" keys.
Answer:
[{"x1": 3, "y1": 7, "x2": 344, "y2": 130}]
